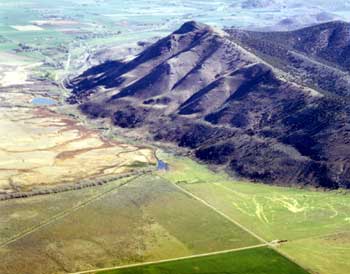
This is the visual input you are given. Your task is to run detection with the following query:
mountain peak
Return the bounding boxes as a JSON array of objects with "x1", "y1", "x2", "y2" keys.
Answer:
[
  {"x1": 174, "y1": 21, "x2": 209, "y2": 34},
  {"x1": 69, "y1": 21, "x2": 350, "y2": 189}
]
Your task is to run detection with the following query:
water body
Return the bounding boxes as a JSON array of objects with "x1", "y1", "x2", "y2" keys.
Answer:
[
  {"x1": 157, "y1": 159, "x2": 169, "y2": 171},
  {"x1": 31, "y1": 97, "x2": 57, "y2": 106}
]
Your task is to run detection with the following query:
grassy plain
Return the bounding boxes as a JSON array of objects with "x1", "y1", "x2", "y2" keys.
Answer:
[
  {"x1": 0, "y1": 176, "x2": 135, "y2": 245},
  {"x1": 0, "y1": 175, "x2": 260, "y2": 274},
  {"x1": 159, "y1": 153, "x2": 350, "y2": 274},
  {"x1": 100, "y1": 247, "x2": 309, "y2": 274},
  {"x1": 280, "y1": 232, "x2": 350, "y2": 274}
]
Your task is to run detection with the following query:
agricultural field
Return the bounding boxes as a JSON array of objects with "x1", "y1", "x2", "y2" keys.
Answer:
[
  {"x1": 0, "y1": 175, "x2": 260, "y2": 274},
  {"x1": 98, "y1": 247, "x2": 309, "y2": 274},
  {"x1": 0, "y1": 1, "x2": 239, "y2": 76},
  {"x1": 0, "y1": 175, "x2": 135, "y2": 245},
  {"x1": 1, "y1": 0, "x2": 348, "y2": 73},
  {"x1": 160, "y1": 153, "x2": 350, "y2": 274},
  {"x1": 281, "y1": 232, "x2": 350, "y2": 274}
]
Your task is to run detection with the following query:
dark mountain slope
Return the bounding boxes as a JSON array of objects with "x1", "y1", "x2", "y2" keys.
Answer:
[
  {"x1": 228, "y1": 21, "x2": 350, "y2": 97},
  {"x1": 68, "y1": 21, "x2": 350, "y2": 189},
  {"x1": 230, "y1": 21, "x2": 350, "y2": 69}
]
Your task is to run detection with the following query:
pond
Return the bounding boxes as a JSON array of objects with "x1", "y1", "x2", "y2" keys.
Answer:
[
  {"x1": 31, "y1": 97, "x2": 57, "y2": 106},
  {"x1": 157, "y1": 159, "x2": 169, "y2": 171}
]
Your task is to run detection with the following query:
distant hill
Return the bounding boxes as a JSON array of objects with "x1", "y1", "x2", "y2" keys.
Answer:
[
  {"x1": 241, "y1": 0, "x2": 286, "y2": 9},
  {"x1": 229, "y1": 21, "x2": 350, "y2": 70},
  {"x1": 68, "y1": 21, "x2": 350, "y2": 189}
]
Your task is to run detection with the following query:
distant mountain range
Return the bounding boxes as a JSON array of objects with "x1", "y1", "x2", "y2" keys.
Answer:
[
  {"x1": 238, "y1": 0, "x2": 350, "y2": 10},
  {"x1": 67, "y1": 21, "x2": 350, "y2": 189},
  {"x1": 230, "y1": 0, "x2": 350, "y2": 31},
  {"x1": 240, "y1": 0, "x2": 286, "y2": 9}
]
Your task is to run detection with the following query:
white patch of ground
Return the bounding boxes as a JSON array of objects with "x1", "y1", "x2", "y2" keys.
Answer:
[
  {"x1": 11, "y1": 25, "x2": 44, "y2": 31},
  {"x1": 308, "y1": 88, "x2": 323, "y2": 97},
  {"x1": 1, "y1": 67, "x2": 30, "y2": 87},
  {"x1": 0, "y1": 63, "x2": 41, "y2": 87},
  {"x1": 31, "y1": 20, "x2": 79, "y2": 26}
]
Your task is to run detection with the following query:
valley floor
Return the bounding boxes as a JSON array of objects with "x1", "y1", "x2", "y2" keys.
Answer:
[
  {"x1": 0, "y1": 59, "x2": 155, "y2": 196},
  {"x1": 1, "y1": 150, "x2": 350, "y2": 274},
  {"x1": 159, "y1": 154, "x2": 350, "y2": 274},
  {"x1": 0, "y1": 38, "x2": 349, "y2": 274}
]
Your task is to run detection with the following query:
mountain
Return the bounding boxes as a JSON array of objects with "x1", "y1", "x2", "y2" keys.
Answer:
[
  {"x1": 261, "y1": 12, "x2": 341, "y2": 31},
  {"x1": 228, "y1": 21, "x2": 350, "y2": 96},
  {"x1": 67, "y1": 21, "x2": 350, "y2": 189},
  {"x1": 238, "y1": 0, "x2": 350, "y2": 11},
  {"x1": 240, "y1": 0, "x2": 286, "y2": 9}
]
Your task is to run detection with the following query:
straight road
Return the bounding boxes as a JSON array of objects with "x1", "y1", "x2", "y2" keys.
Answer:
[{"x1": 69, "y1": 243, "x2": 268, "y2": 274}]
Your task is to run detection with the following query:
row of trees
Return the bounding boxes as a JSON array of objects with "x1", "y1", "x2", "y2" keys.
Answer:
[{"x1": 0, "y1": 169, "x2": 153, "y2": 201}]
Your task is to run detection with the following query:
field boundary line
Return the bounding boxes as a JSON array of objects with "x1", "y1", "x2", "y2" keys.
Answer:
[
  {"x1": 171, "y1": 181, "x2": 269, "y2": 244},
  {"x1": 170, "y1": 180, "x2": 313, "y2": 273},
  {"x1": 68, "y1": 243, "x2": 268, "y2": 274},
  {"x1": 0, "y1": 174, "x2": 143, "y2": 248},
  {"x1": 287, "y1": 230, "x2": 350, "y2": 243}
]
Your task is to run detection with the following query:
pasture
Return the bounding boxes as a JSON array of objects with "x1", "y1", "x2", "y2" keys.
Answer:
[
  {"x1": 160, "y1": 154, "x2": 350, "y2": 274},
  {"x1": 0, "y1": 175, "x2": 260, "y2": 274},
  {"x1": 99, "y1": 247, "x2": 309, "y2": 274}
]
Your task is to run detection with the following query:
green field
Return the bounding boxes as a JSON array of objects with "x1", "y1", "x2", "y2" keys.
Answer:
[
  {"x1": 0, "y1": 175, "x2": 259, "y2": 274},
  {"x1": 99, "y1": 247, "x2": 309, "y2": 274},
  {"x1": 159, "y1": 153, "x2": 350, "y2": 274},
  {"x1": 3, "y1": 152, "x2": 346, "y2": 274},
  {"x1": 0, "y1": 176, "x2": 135, "y2": 245},
  {"x1": 281, "y1": 232, "x2": 350, "y2": 274}
]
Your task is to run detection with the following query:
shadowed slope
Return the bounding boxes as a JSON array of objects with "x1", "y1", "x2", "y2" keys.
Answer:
[{"x1": 68, "y1": 21, "x2": 350, "y2": 189}]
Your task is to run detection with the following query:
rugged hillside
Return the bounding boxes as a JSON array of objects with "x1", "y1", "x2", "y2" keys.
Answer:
[
  {"x1": 246, "y1": 21, "x2": 350, "y2": 70},
  {"x1": 227, "y1": 21, "x2": 350, "y2": 97},
  {"x1": 68, "y1": 21, "x2": 350, "y2": 189}
]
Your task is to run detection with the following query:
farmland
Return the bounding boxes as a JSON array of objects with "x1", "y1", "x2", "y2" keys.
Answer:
[
  {"x1": 281, "y1": 232, "x2": 350, "y2": 274},
  {"x1": 160, "y1": 154, "x2": 350, "y2": 274},
  {"x1": 0, "y1": 175, "x2": 260, "y2": 274},
  {"x1": 2, "y1": 148, "x2": 349, "y2": 274},
  {"x1": 99, "y1": 247, "x2": 309, "y2": 274}
]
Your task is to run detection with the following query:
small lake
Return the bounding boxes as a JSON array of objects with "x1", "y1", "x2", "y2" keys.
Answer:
[
  {"x1": 31, "y1": 97, "x2": 57, "y2": 106},
  {"x1": 157, "y1": 159, "x2": 169, "y2": 171}
]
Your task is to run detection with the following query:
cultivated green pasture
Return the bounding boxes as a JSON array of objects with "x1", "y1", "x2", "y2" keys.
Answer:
[
  {"x1": 0, "y1": 176, "x2": 134, "y2": 245},
  {"x1": 99, "y1": 247, "x2": 309, "y2": 274},
  {"x1": 0, "y1": 175, "x2": 259, "y2": 274},
  {"x1": 182, "y1": 180, "x2": 350, "y2": 241},
  {"x1": 160, "y1": 154, "x2": 350, "y2": 274},
  {"x1": 281, "y1": 232, "x2": 350, "y2": 274}
]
